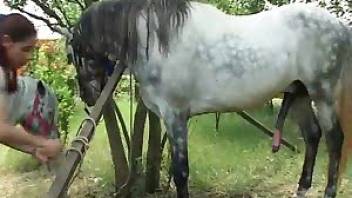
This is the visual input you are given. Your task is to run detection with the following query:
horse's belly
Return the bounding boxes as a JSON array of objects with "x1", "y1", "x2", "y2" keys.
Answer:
[
  {"x1": 142, "y1": 44, "x2": 297, "y2": 115},
  {"x1": 189, "y1": 85, "x2": 281, "y2": 115},
  {"x1": 187, "y1": 65, "x2": 294, "y2": 115}
]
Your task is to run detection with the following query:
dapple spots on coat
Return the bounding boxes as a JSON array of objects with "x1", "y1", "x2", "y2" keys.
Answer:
[
  {"x1": 146, "y1": 64, "x2": 162, "y2": 85},
  {"x1": 196, "y1": 34, "x2": 268, "y2": 78},
  {"x1": 70, "y1": 2, "x2": 352, "y2": 197}
]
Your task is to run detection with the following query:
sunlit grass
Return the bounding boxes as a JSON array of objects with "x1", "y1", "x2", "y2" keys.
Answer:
[{"x1": 1, "y1": 100, "x2": 352, "y2": 197}]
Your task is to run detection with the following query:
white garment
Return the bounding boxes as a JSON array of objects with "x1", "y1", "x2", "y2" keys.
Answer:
[{"x1": 0, "y1": 66, "x2": 10, "y2": 118}]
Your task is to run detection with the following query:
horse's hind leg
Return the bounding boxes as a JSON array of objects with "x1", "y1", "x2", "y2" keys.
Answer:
[
  {"x1": 324, "y1": 120, "x2": 343, "y2": 198},
  {"x1": 273, "y1": 91, "x2": 296, "y2": 152},
  {"x1": 314, "y1": 100, "x2": 343, "y2": 198},
  {"x1": 323, "y1": 117, "x2": 343, "y2": 197},
  {"x1": 163, "y1": 110, "x2": 190, "y2": 198},
  {"x1": 273, "y1": 81, "x2": 306, "y2": 152},
  {"x1": 289, "y1": 95, "x2": 322, "y2": 197},
  {"x1": 274, "y1": 81, "x2": 322, "y2": 196}
]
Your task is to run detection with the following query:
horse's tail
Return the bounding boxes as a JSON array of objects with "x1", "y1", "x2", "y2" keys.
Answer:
[{"x1": 338, "y1": 59, "x2": 352, "y2": 176}]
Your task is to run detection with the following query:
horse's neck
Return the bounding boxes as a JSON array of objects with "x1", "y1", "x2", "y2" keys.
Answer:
[{"x1": 130, "y1": 2, "x2": 246, "y2": 80}]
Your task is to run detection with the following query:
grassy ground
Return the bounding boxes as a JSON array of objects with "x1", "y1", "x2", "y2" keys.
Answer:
[{"x1": 1, "y1": 98, "x2": 352, "y2": 197}]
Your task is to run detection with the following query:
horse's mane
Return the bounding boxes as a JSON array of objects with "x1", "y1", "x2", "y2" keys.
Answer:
[{"x1": 72, "y1": 0, "x2": 191, "y2": 63}]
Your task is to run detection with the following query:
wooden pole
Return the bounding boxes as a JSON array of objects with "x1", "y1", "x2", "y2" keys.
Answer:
[
  {"x1": 103, "y1": 97, "x2": 129, "y2": 189},
  {"x1": 47, "y1": 63, "x2": 126, "y2": 198},
  {"x1": 236, "y1": 111, "x2": 297, "y2": 152}
]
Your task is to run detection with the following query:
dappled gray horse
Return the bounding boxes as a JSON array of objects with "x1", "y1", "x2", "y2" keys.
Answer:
[{"x1": 67, "y1": 1, "x2": 352, "y2": 197}]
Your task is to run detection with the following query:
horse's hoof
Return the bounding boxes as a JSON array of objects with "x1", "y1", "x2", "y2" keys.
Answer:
[
  {"x1": 272, "y1": 145, "x2": 280, "y2": 153},
  {"x1": 323, "y1": 193, "x2": 336, "y2": 198},
  {"x1": 272, "y1": 129, "x2": 282, "y2": 153},
  {"x1": 324, "y1": 195, "x2": 336, "y2": 198},
  {"x1": 324, "y1": 186, "x2": 337, "y2": 198},
  {"x1": 296, "y1": 188, "x2": 308, "y2": 198},
  {"x1": 177, "y1": 186, "x2": 189, "y2": 198}
]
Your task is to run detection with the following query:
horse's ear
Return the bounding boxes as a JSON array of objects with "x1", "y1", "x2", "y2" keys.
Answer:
[{"x1": 37, "y1": 80, "x2": 46, "y2": 96}]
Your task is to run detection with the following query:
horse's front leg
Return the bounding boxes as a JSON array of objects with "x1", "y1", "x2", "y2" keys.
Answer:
[{"x1": 164, "y1": 111, "x2": 190, "y2": 198}]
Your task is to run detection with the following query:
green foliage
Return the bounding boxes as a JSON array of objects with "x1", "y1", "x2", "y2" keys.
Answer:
[
  {"x1": 24, "y1": 40, "x2": 77, "y2": 143},
  {"x1": 203, "y1": 0, "x2": 290, "y2": 14},
  {"x1": 5, "y1": 0, "x2": 27, "y2": 7},
  {"x1": 115, "y1": 74, "x2": 133, "y2": 98},
  {"x1": 203, "y1": 0, "x2": 262, "y2": 14},
  {"x1": 55, "y1": 0, "x2": 83, "y2": 25},
  {"x1": 4, "y1": 0, "x2": 84, "y2": 31}
]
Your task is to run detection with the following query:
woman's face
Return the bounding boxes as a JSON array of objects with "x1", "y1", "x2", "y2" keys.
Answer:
[{"x1": 2, "y1": 35, "x2": 36, "y2": 69}]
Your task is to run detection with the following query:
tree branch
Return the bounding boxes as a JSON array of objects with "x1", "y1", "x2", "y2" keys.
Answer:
[
  {"x1": 31, "y1": 0, "x2": 67, "y2": 28},
  {"x1": 17, "y1": 7, "x2": 68, "y2": 35}
]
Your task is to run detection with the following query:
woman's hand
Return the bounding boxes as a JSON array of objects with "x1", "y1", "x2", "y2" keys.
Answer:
[
  {"x1": 0, "y1": 104, "x2": 63, "y2": 161},
  {"x1": 32, "y1": 147, "x2": 48, "y2": 163},
  {"x1": 36, "y1": 139, "x2": 63, "y2": 161}
]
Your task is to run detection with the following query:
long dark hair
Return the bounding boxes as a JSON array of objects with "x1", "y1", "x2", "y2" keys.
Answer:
[{"x1": 0, "y1": 13, "x2": 37, "y2": 93}]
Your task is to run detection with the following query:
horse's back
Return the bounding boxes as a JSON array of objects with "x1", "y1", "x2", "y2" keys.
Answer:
[
  {"x1": 186, "y1": 2, "x2": 345, "y2": 44},
  {"x1": 138, "y1": 2, "x2": 352, "y2": 116}
]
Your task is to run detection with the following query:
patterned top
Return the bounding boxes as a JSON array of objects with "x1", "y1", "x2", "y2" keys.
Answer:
[
  {"x1": 0, "y1": 67, "x2": 8, "y2": 115},
  {"x1": 0, "y1": 66, "x2": 59, "y2": 139}
]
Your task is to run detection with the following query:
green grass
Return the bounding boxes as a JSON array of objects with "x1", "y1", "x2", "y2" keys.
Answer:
[
  {"x1": 1, "y1": 99, "x2": 352, "y2": 197},
  {"x1": 188, "y1": 110, "x2": 303, "y2": 193}
]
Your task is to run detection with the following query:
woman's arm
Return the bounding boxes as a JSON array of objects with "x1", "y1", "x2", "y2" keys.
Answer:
[
  {"x1": 0, "y1": 103, "x2": 62, "y2": 161},
  {"x1": 3, "y1": 125, "x2": 61, "y2": 158},
  {"x1": 2, "y1": 141, "x2": 35, "y2": 154},
  {"x1": 0, "y1": 115, "x2": 45, "y2": 148},
  {"x1": 2, "y1": 124, "x2": 52, "y2": 155}
]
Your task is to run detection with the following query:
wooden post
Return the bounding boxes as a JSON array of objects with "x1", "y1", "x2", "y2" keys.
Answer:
[
  {"x1": 113, "y1": 101, "x2": 130, "y2": 154},
  {"x1": 47, "y1": 63, "x2": 126, "y2": 198},
  {"x1": 103, "y1": 97, "x2": 129, "y2": 189},
  {"x1": 122, "y1": 99, "x2": 148, "y2": 198},
  {"x1": 145, "y1": 110, "x2": 162, "y2": 193}
]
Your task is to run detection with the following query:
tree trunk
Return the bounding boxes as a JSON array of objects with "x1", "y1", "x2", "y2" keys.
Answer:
[{"x1": 145, "y1": 110, "x2": 162, "y2": 193}]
